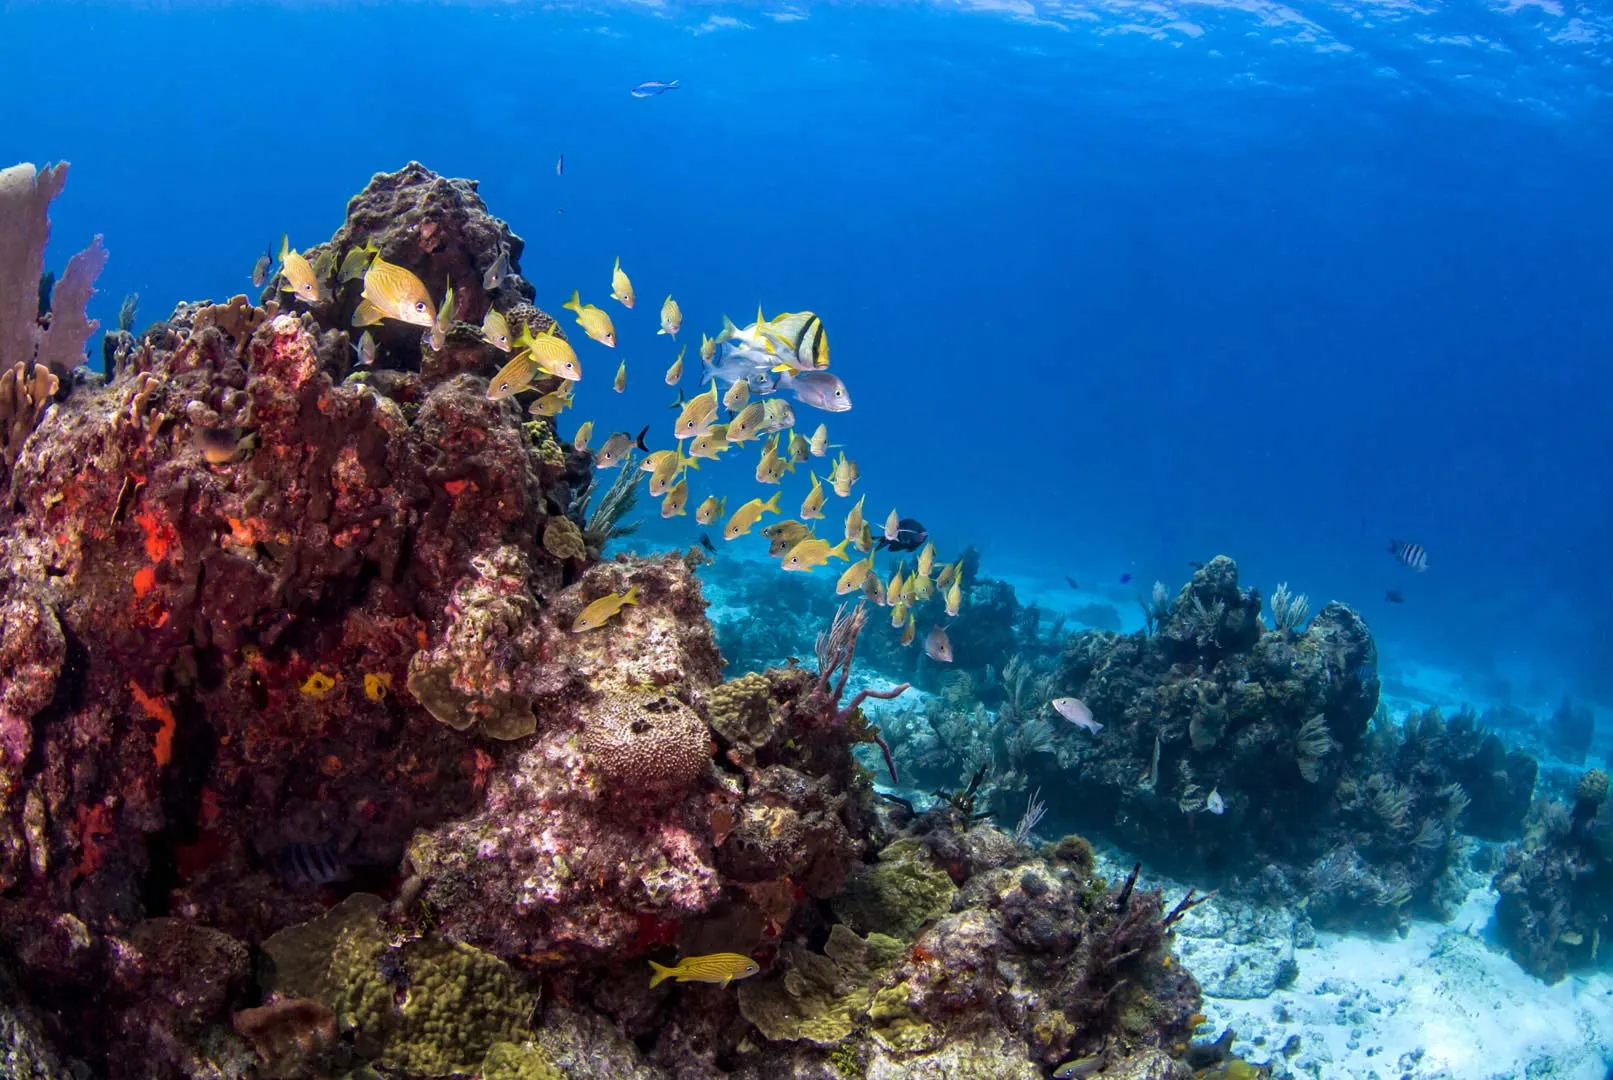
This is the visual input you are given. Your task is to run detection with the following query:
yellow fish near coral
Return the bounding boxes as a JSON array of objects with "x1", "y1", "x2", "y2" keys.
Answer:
[
  {"x1": 300, "y1": 672, "x2": 337, "y2": 699},
  {"x1": 563, "y1": 289, "x2": 616, "y2": 347},
  {"x1": 354, "y1": 257, "x2": 436, "y2": 328},
  {"x1": 482, "y1": 308, "x2": 511, "y2": 352},
  {"x1": 648, "y1": 953, "x2": 759, "y2": 989},
  {"x1": 572, "y1": 585, "x2": 639, "y2": 633},
  {"x1": 695, "y1": 495, "x2": 725, "y2": 526},
  {"x1": 610, "y1": 256, "x2": 635, "y2": 309},
  {"x1": 722, "y1": 378, "x2": 750, "y2": 415},
  {"x1": 657, "y1": 294, "x2": 683, "y2": 337},
  {"x1": 800, "y1": 472, "x2": 827, "y2": 520},
  {"x1": 665, "y1": 344, "x2": 686, "y2": 386},
  {"x1": 278, "y1": 236, "x2": 322, "y2": 304},
  {"x1": 337, "y1": 239, "x2": 379, "y2": 283},
  {"x1": 660, "y1": 476, "x2": 689, "y2": 518},
  {"x1": 572, "y1": 421, "x2": 594, "y2": 453},
  {"x1": 836, "y1": 553, "x2": 876, "y2": 596},
  {"x1": 782, "y1": 536, "x2": 851, "y2": 573}
]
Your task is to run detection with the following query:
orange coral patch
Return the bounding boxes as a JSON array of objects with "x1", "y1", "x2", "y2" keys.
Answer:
[
  {"x1": 225, "y1": 517, "x2": 256, "y2": 546},
  {"x1": 129, "y1": 680, "x2": 177, "y2": 766},
  {"x1": 72, "y1": 803, "x2": 115, "y2": 882},
  {"x1": 134, "y1": 511, "x2": 174, "y2": 561},
  {"x1": 443, "y1": 479, "x2": 468, "y2": 496},
  {"x1": 132, "y1": 566, "x2": 157, "y2": 596}
]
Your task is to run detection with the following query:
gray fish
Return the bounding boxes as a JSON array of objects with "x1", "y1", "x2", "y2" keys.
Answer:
[
  {"x1": 631, "y1": 79, "x2": 680, "y2": 98},
  {"x1": 776, "y1": 370, "x2": 851, "y2": 413},
  {"x1": 1052, "y1": 1055, "x2": 1103, "y2": 1079},
  {"x1": 251, "y1": 246, "x2": 273, "y2": 288},
  {"x1": 483, "y1": 242, "x2": 512, "y2": 291},
  {"x1": 356, "y1": 330, "x2": 377, "y2": 367}
]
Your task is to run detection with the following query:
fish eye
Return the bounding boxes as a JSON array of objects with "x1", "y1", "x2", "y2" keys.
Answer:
[{"x1": 415, "y1": 301, "x2": 427, "y2": 312}]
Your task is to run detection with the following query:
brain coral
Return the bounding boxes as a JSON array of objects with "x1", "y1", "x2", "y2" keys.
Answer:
[{"x1": 582, "y1": 690, "x2": 710, "y2": 799}]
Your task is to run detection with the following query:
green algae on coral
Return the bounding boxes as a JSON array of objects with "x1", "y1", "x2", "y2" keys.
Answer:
[
  {"x1": 831, "y1": 837, "x2": 957, "y2": 940},
  {"x1": 705, "y1": 671, "x2": 779, "y2": 748},
  {"x1": 736, "y1": 923, "x2": 907, "y2": 1046},
  {"x1": 480, "y1": 1040, "x2": 565, "y2": 1080},
  {"x1": 260, "y1": 891, "x2": 536, "y2": 1075},
  {"x1": 541, "y1": 515, "x2": 586, "y2": 561}
]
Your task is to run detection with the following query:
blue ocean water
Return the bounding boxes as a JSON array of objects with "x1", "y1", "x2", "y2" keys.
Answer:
[{"x1": 3, "y1": 0, "x2": 1610, "y2": 709}]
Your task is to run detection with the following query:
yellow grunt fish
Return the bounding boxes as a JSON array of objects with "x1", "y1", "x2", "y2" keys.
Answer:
[
  {"x1": 800, "y1": 471, "x2": 827, "y2": 520},
  {"x1": 572, "y1": 585, "x2": 639, "y2": 632},
  {"x1": 944, "y1": 575, "x2": 962, "y2": 617},
  {"x1": 674, "y1": 383, "x2": 721, "y2": 440},
  {"x1": 755, "y1": 436, "x2": 791, "y2": 485},
  {"x1": 648, "y1": 953, "x2": 760, "y2": 989},
  {"x1": 661, "y1": 476, "x2": 689, "y2": 518},
  {"x1": 528, "y1": 382, "x2": 574, "y2": 417},
  {"x1": 844, "y1": 494, "x2": 867, "y2": 542},
  {"x1": 782, "y1": 536, "x2": 850, "y2": 573},
  {"x1": 724, "y1": 492, "x2": 781, "y2": 540},
  {"x1": 700, "y1": 333, "x2": 716, "y2": 365},
  {"x1": 809, "y1": 423, "x2": 832, "y2": 457},
  {"x1": 429, "y1": 283, "x2": 455, "y2": 350},
  {"x1": 883, "y1": 509, "x2": 901, "y2": 542},
  {"x1": 354, "y1": 256, "x2": 436, "y2": 328},
  {"x1": 665, "y1": 344, "x2": 686, "y2": 385},
  {"x1": 917, "y1": 541, "x2": 936, "y2": 580},
  {"x1": 788, "y1": 431, "x2": 810, "y2": 464},
  {"x1": 573, "y1": 420, "x2": 594, "y2": 452},
  {"x1": 278, "y1": 236, "x2": 322, "y2": 304},
  {"x1": 482, "y1": 308, "x2": 512, "y2": 352},
  {"x1": 614, "y1": 358, "x2": 627, "y2": 392},
  {"x1": 610, "y1": 256, "x2": 635, "y2": 309},
  {"x1": 521, "y1": 323, "x2": 582, "y2": 381},
  {"x1": 722, "y1": 378, "x2": 750, "y2": 415},
  {"x1": 695, "y1": 495, "x2": 726, "y2": 525},
  {"x1": 563, "y1": 288, "x2": 617, "y2": 347},
  {"x1": 727, "y1": 402, "x2": 765, "y2": 444},
  {"x1": 836, "y1": 553, "x2": 876, "y2": 596},
  {"x1": 890, "y1": 597, "x2": 908, "y2": 629},
  {"x1": 658, "y1": 294, "x2": 682, "y2": 337},
  {"x1": 337, "y1": 239, "x2": 378, "y2": 283},
  {"x1": 828, "y1": 452, "x2": 858, "y2": 498},
  {"x1": 688, "y1": 423, "x2": 729, "y2": 460},
  {"x1": 863, "y1": 567, "x2": 888, "y2": 606}
]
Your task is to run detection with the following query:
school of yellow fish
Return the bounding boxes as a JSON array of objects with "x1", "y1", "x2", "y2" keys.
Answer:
[{"x1": 272, "y1": 242, "x2": 961, "y2": 660}]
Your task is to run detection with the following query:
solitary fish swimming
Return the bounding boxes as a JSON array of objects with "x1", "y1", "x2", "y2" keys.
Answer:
[
  {"x1": 631, "y1": 79, "x2": 681, "y2": 98},
  {"x1": 1388, "y1": 539, "x2": 1429, "y2": 572},
  {"x1": 647, "y1": 952, "x2": 757, "y2": 988},
  {"x1": 1051, "y1": 697, "x2": 1102, "y2": 734}
]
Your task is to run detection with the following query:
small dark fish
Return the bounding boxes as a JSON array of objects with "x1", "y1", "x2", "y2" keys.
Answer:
[
  {"x1": 874, "y1": 518, "x2": 928, "y2": 553},
  {"x1": 1064, "y1": 576, "x2": 1080, "y2": 590},
  {"x1": 1119, "y1": 573, "x2": 1133, "y2": 584},
  {"x1": 631, "y1": 79, "x2": 680, "y2": 98},
  {"x1": 667, "y1": 387, "x2": 686, "y2": 410},
  {"x1": 1388, "y1": 539, "x2": 1429, "y2": 572},
  {"x1": 251, "y1": 246, "x2": 273, "y2": 288},
  {"x1": 269, "y1": 841, "x2": 350, "y2": 889},
  {"x1": 1386, "y1": 589, "x2": 1405, "y2": 604},
  {"x1": 1188, "y1": 561, "x2": 1205, "y2": 570},
  {"x1": 699, "y1": 534, "x2": 716, "y2": 553},
  {"x1": 556, "y1": 154, "x2": 564, "y2": 177}
]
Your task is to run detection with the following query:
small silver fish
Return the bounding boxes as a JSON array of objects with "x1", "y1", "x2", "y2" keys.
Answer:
[
  {"x1": 1206, "y1": 786, "x2": 1226, "y2": 815},
  {"x1": 1050, "y1": 697, "x2": 1102, "y2": 734},
  {"x1": 483, "y1": 242, "x2": 512, "y2": 291},
  {"x1": 631, "y1": 79, "x2": 680, "y2": 98},
  {"x1": 924, "y1": 625, "x2": 953, "y2": 663},
  {"x1": 251, "y1": 246, "x2": 273, "y2": 288},
  {"x1": 356, "y1": 330, "x2": 377, "y2": 367}
]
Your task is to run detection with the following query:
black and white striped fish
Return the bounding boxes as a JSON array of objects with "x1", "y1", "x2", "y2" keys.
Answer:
[
  {"x1": 269, "y1": 841, "x2": 351, "y2": 889},
  {"x1": 1388, "y1": 539, "x2": 1429, "y2": 572}
]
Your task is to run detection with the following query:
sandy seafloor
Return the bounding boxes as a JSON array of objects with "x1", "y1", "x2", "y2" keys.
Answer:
[{"x1": 690, "y1": 548, "x2": 1613, "y2": 1079}]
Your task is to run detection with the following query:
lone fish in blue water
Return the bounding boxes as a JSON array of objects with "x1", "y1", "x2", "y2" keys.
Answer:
[
  {"x1": 1388, "y1": 539, "x2": 1429, "y2": 572},
  {"x1": 632, "y1": 79, "x2": 680, "y2": 98}
]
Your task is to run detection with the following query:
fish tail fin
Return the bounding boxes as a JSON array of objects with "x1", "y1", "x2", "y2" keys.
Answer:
[
  {"x1": 564, "y1": 289, "x2": 582, "y2": 313},
  {"x1": 633, "y1": 424, "x2": 650, "y2": 451},
  {"x1": 621, "y1": 584, "x2": 640, "y2": 606},
  {"x1": 648, "y1": 960, "x2": 675, "y2": 987},
  {"x1": 830, "y1": 539, "x2": 850, "y2": 561},
  {"x1": 279, "y1": 234, "x2": 289, "y2": 261},
  {"x1": 717, "y1": 315, "x2": 737, "y2": 343},
  {"x1": 668, "y1": 79, "x2": 680, "y2": 89}
]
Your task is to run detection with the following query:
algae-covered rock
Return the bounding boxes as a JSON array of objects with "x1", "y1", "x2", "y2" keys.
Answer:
[
  {"x1": 832, "y1": 837, "x2": 957, "y2": 940},
  {"x1": 737, "y1": 923, "x2": 906, "y2": 1047},
  {"x1": 706, "y1": 671, "x2": 780, "y2": 749},
  {"x1": 542, "y1": 516, "x2": 586, "y2": 561},
  {"x1": 481, "y1": 1040, "x2": 565, "y2": 1080},
  {"x1": 261, "y1": 890, "x2": 536, "y2": 1074}
]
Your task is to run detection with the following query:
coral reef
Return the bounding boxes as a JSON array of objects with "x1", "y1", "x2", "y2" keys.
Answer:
[
  {"x1": 0, "y1": 158, "x2": 1207, "y2": 1080},
  {"x1": 878, "y1": 557, "x2": 1543, "y2": 930},
  {"x1": 1491, "y1": 767, "x2": 1612, "y2": 982}
]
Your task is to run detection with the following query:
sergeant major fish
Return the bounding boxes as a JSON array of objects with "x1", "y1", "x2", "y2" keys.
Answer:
[{"x1": 1388, "y1": 539, "x2": 1429, "y2": 572}]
